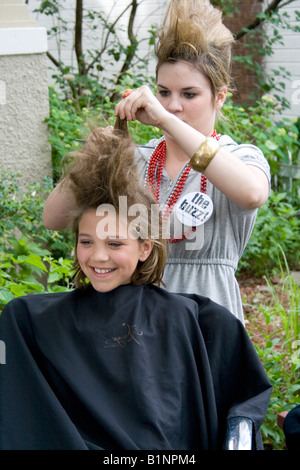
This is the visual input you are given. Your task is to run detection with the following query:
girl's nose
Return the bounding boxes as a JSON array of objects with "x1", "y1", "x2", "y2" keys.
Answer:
[
  {"x1": 167, "y1": 95, "x2": 183, "y2": 113},
  {"x1": 91, "y1": 245, "x2": 110, "y2": 262}
]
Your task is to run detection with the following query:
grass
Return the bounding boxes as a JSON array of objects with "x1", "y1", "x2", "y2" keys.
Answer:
[{"x1": 243, "y1": 248, "x2": 300, "y2": 449}]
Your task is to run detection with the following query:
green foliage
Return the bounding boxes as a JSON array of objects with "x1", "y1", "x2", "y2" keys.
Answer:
[
  {"x1": 260, "y1": 335, "x2": 300, "y2": 450},
  {"x1": 0, "y1": 170, "x2": 74, "y2": 259},
  {"x1": 212, "y1": 0, "x2": 240, "y2": 16},
  {"x1": 238, "y1": 191, "x2": 300, "y2": 276},
  {"x1": 46, "y1": 86, "x2": 90, "y2": 182},
  {"x1": 267, "y1": 248, "x2": 300, "y2": 352},
  {"x1": 47, "y1": 80, "x2": 161, "y2": 182},
  {"x1": 0, "y1": 170, "x2": 74, "y2": 309},
  {"x1": 52, "y1": 70, "x2": 109, "y2": 111},
  {"x1": 219, "y1": 94, "x2": 300, "y2": 176},
  {"x1": 226, "y1": 2, "x2": 300, "y2": 106},
  {"x1": 0, "y1": 247, "x2": 74, "y2": 309},
  {"x1": 245, "y1": 251, "x2": 300, "y2": 449}
]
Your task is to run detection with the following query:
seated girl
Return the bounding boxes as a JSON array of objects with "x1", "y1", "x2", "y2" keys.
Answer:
[{"x1": 0, "y1": 126, "x2": 272, "y2": 450}]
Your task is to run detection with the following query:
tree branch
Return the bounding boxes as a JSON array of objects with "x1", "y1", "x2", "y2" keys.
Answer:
[
  {"x1": 110, "y1": 0, "x2": 139, "y2": 102},
  {"x1": 234, "y1": 0, "x2": 296, "y2": 40},
  {"x1": 75, "y1": 0, "x2": 86, "y2": 75},
  {"x1": 279, "y1": 0, "x2": 298, "y2": 7},
  {"x1": 86, "y1": 2, "x2": 133, "y2": 74},
  {"x1": 116, "y1": 0, "x2": 138, "y2": 82},
  {"x1": 46, "y1": 51, "x2": 64, "y2": 72}
]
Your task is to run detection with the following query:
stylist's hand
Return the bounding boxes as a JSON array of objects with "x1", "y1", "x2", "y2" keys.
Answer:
[{"x1": 114, "y1": 86, "x2": 169, "y2": 128}]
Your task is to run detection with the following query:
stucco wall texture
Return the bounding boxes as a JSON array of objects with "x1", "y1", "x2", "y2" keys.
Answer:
[{"x1": 0, "y1": 53, "x2": 52, "y2": 185}]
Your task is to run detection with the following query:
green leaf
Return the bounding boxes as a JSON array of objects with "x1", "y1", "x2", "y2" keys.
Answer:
[
  {"x1": 265, "y1": 140, "x2": 278, "y2": 150},
  {"x1": 23, "y1": 254, "x2": 48, "y2": 272},
  {"x1": 0, "y1": 288, "x2": 15, "y2": 303}
]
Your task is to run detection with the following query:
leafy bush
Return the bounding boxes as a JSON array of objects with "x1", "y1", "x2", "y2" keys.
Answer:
[
  {"x1": 46, "y1": 87, "x2": 89, "y2": 182},
  {"x1": 47, "y1": 83, "x2": 162, "y2": 183},
  {"x1": 0, "y1": 245, "x2": 73, "y2": 308},
  {"x1": 238, "y1": 190, "x2": 300, "y2": 276},
  {"x1": 245, "y1": 250, "x2": 300, "y2": 449},
  {"x1": 0, "y1": 170, "x2": 74, "y2": 260},
  {"x1": 216, "y1": 94, "x2": 300, "y2": 277},
  {"x1": 219, "y1": 94, "x2": 300, "y2": 180},
  {"x1": 0, "y1": 170, "x2": 74, "y2": 309}
]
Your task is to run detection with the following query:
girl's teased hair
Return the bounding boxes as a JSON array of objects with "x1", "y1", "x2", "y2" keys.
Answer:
[
  {"x1": 155, "y1": 0, "x2": 235, "y2": 100},
  {"x1": 62, "y1": 119, "x2": 167, "y2": 289}
]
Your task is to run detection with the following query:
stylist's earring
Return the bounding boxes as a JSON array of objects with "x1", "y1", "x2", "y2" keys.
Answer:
[{"x1": 122, "y1": 89, "x2": 134, "y2": 99}]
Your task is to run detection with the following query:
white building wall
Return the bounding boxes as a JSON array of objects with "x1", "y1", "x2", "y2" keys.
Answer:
[
  {"x1": 0, "y1": 1, "x2": 52, "y2": 185},
  {"x1": 28, "y1": 0, "x2": 300, "y2": 119},
  {"x1": 263, "y1": 0, "x2": 300, "y2": 120},
  {"x1": 28, "y1": 0, "x2": 168, "y2": 84}
]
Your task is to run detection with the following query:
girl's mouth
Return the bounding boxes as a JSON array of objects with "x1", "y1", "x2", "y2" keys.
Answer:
[{"x1": 92, "y1": 267, "x2": 116, "y2": 275}]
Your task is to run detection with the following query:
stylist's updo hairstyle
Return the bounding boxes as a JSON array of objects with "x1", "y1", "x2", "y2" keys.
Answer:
[{"x1": 155, "y1": 0, "x2": 235, "y2": 103}]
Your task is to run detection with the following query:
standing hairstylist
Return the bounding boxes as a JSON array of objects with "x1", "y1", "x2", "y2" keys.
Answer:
[{"x1": 43, "y1": 0, "x2": 270, "y2": 323}]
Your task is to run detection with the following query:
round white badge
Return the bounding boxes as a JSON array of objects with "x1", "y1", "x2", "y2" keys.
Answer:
[{"x1": 174, "y1": 191, "x2": 213, "y2": 226}]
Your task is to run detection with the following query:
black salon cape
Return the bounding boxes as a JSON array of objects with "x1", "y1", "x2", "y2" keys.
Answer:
[
  {"x1": 283, "y1": 405, "x2": 300, "y2": 449},
  {"x1": 0, "y1": 284, "x2": 272, "y2": 450}
]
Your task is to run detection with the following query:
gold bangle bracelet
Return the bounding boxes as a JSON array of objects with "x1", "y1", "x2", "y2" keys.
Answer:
[{"x1": 189, "y1": 137, "x2": 221, "y2": 173}]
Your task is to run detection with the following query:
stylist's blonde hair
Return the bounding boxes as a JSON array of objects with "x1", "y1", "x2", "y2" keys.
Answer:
[{"x1": 155, "y1": 0, "x2": 235, "y2": 103}]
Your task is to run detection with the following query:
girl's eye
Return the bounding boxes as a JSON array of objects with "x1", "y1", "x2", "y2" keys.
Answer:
[
  {"x1": 158, "y1": 90, "x2": 196, "y2": 99},
  {"x1": 184, "y1": 92, "x2": 196, "y2": 99},
  {"x1": 108, "y1": 242, "x2": 123, "y2": 248},
  {"x1": 158, "y1": 90, "x2": 170, "y2": 97},
  {"x1": 79, "y1": 240, "x2": 92, "y2": 246}
]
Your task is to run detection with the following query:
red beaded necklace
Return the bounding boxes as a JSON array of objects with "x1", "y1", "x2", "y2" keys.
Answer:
[{"x1": 146, "y1": 130, "x2": 220, "y2": 243}]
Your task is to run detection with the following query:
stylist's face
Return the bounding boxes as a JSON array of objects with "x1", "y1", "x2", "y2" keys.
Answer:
[{"x1": 156, "y1": 61, "x2": 225, "y2": 136}]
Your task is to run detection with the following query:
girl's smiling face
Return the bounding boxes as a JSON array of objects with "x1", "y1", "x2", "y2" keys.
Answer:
[
  {"x1": 76, "y1": 209, "x2": 152, "y2": 293},
  {"x1": 156, "y1": 61, "x2": 226, "y2": 136}
]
